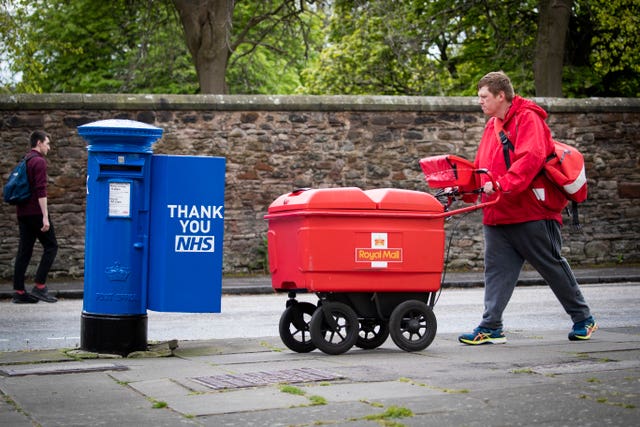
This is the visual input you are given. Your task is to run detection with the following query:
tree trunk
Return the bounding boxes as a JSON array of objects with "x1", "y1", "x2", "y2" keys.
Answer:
[
  {"x1": 534, "y1": 0, "x2": 572, "y2": 97},
  {"x1": 173, "y1": 0, "x2": 234, "y2": 94}
]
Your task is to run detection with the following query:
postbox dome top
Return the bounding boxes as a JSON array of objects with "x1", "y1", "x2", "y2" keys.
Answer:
[
  {"x1": 78, "y1": 119, "x2": 163, "y2": 153},
  {"x1": 80, "y1": 118, "x2": 160, "y2": 129}
]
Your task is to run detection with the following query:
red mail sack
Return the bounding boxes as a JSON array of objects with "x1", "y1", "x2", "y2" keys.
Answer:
[
  {"x1": 419, "y1": 155, "x2": 478, "y2": 191},
  {"x1": 544, "y1": 141, "x2": 587, "y2": 203}
]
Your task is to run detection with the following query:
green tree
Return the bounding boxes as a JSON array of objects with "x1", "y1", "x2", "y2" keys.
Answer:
[
  {"x1": 564, "y1": 0, "x2": 640, "y2": 96},
  {"x1": 301, "y1": 0, "x2": 452, "y2": 95},
  {"x1": 300, "y1": 0, "x2": 540, "y2": 96},
  {"x1": 227, "y1": 0, "x2": 325, "y2": 94},
  {"x1": 174, "y1": 0, "x2": 324, "y2": 94},
  {"x1": 2, "y1": 0, "x2": 637, "y2": 96},
  {"x1": 2, "y1": 0, "x2": 323, "y2": 94},
  {"x1": 451, "y1": 0, "x2": 538, "y2": 96},
  {"x1": 299, "y1": 0, "x2": 638, "y2": 97},
  {"x1": 4, "y1": 0, "x2": 196, "y2": 93}
]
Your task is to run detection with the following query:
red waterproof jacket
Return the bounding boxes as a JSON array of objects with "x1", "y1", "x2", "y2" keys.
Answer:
[{"x1": 475, "y1": 96, "x2": 567, "y2": 225}]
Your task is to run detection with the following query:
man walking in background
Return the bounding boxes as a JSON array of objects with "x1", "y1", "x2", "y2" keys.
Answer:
[{"x1": 12, "y1": 130, "x2": 58, "y2": 304}]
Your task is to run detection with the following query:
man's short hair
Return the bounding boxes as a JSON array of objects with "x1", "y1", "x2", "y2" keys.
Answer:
[
  {"x1": 30, "y1": 130, "x2": 50, "y2": 148},
  {"x1": 477, "y1": 71, "x2": 514, "y2": 102}
]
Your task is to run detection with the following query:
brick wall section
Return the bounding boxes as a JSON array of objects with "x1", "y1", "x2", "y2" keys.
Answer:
[{"x1": 1, "y1": 94, "x2": 639, "y2": 280}]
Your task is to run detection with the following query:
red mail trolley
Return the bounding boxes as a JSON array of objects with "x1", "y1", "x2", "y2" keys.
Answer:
[{"x1": 265, "y1": 155, "x2": 497, "y2": 354}]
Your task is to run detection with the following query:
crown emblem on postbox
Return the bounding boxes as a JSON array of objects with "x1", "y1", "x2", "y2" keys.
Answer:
[{"x1": 105, "y1": 262, "x2": 130, "y2": 281}]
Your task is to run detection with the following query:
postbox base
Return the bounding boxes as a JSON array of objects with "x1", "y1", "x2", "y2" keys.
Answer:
[{"x1": 80, "y1": 312, "x2": 148, "y2": 356}]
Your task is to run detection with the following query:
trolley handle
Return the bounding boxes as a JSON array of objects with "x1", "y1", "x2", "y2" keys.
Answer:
[
  {"x1": 436, "y1": 168, "x2": 501, "y2": 216},
  {"x1": 475, "y1": 168, "x2": 498, "y2": 192}
]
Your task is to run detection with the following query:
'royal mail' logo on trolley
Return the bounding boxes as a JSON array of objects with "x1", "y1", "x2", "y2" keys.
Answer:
[
  {"x1": 356, "y1": 248, "x2": 403, "y2": 262},
  {"x1": 355, "y1": 232, "x2": 403, "y2": 268}
]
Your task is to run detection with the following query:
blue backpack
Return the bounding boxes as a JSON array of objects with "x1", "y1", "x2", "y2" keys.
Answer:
[{"x1": 3, "y1": 153, "x2": 36, "y2": 205}]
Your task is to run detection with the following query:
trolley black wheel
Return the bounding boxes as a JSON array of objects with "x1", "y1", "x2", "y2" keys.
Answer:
[
  {"x1": 278, "y1": 301, "x2": 317, "y2": 353},
  {"x1": 389, "y1": 300, "x2": 437, "y2": 352},
  {"x1": 310, "y1": 301, "x2": 359, "y2": 355},
  {"x1": 356, "y1": 318, "x2": 389, "y2": 350}
]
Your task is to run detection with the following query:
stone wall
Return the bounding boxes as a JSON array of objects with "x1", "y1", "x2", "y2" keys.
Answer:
[{"x1": 1, "y1": 94, "x2": 639, "y2": 280}]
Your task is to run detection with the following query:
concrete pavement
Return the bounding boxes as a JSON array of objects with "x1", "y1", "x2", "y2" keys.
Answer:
[
  {"x1": 0, "y1": 266, "x2": 639, "y2": 426},
  {"x1": 0, "y1": 327, "x2": 638, "y2": 426}
]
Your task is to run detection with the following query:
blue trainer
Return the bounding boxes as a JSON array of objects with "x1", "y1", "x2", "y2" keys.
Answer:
[
  {"x1": 458, "y1": 327, "x2": 507, "y2": 345},
  {"x1": 568, "y1": 316, "x2": 598, "y2": 341}
]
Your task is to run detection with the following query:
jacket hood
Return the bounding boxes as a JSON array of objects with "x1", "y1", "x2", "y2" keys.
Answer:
[{"x1": 505, "y1": 95, "x2": 548, "y2": 124}]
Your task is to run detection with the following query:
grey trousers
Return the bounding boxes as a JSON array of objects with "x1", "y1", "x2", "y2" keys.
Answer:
[{"x1": 480, "y1": 220, "x2": 591, "y2": 329}]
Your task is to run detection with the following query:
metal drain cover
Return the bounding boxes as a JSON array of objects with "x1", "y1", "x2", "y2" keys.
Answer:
[{"x1": 193, "y1": 367, "x2": 342, "y2": 390}]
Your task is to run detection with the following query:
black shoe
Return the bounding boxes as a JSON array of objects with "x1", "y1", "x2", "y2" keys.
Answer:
[
  {"x1": 12, "y1": 292, "x2": 39, "y2": 304},
  {"x1": 31, "y1": 286, "x2": 58, "y2": 303}
]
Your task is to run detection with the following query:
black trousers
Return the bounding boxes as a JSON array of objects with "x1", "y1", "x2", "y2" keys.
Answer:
[{"x1": 13, "y1": 215, "x2": 58, "y2": 291}]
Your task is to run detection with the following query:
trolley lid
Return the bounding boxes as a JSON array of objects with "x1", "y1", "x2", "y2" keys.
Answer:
[
  {"x1": 268, "y1": 187, "x2": 444, "y2": 213},
  {"x1": 267, "y1": 187, "x2": 377, "y2": 213},
  {"x1": 365, "y1": 188, "x2": 444, "y2": 212}
]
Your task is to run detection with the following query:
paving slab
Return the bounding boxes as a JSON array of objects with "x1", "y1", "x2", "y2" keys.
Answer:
[
  {"x1": 0, "y1": 349, "x2": 74, "y2": 365},
  {"x1": 196, "y1": 400, "x2": 394, "y2": 427},
  {"x1": 0, "y1": 394, "x2": 33, "y2": 427},
  {"x1": 0, "y1": 361, "x2": 127, "y2": 377},
  {"x1": 131, "y1": 377, "x2": 309, "y2": 416},
  {"x1": 0, "y1": 372, "x2": 198, "y2": 426}
]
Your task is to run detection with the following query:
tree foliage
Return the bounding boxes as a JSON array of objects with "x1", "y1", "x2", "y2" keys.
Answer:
[
  {"x1": 300, "y1": 0, "x2": 539, "y2": 96},
  {"x1": 3, "y1": 0, "x2": 196, "y2": 93},
  {"x1": 2, "y1": 0, "x2": 323, "y2": 94},
  {"x1": 222, "y1": 0, "x2": 325, "y2": 94},
  {"x1": 299, "y1": 0, "x2": 638, "y2": 97},
  {"x1": 563, "y1": 0, "x2": 640, "y2": 96},
  {"x1": 1, "y1": 0, "x2": 637, "y2": 96}
]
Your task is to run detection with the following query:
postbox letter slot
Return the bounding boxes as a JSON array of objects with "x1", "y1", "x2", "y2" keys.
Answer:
[{"x1": 100, "y1": 164, "x2": 143, "y2": 173}]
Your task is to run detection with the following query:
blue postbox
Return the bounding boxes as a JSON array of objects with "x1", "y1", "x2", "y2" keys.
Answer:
[
  {"x1": 78, "y1": 119, "x2": 226, "y2": 355},
  {"x1": 147, "y1": 154, "x2": 225, "y2": 312},
  {"x1": 78, "y1": 119, "x2": 162, "y2": 355}
]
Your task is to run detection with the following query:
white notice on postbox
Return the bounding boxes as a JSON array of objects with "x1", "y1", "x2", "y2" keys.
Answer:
[{"x1": 108, "y1": 182, "x2": 131, "y2": 217}]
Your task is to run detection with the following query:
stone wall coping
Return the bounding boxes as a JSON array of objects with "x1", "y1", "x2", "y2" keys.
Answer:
[{"x1": 2, "y1": 94, "x2": 640, "y2": 113}]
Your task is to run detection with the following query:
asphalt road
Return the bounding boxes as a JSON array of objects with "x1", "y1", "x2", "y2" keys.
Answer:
[{"x1": 1, "y1": 282, "x2": 638, "y2": 352}]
